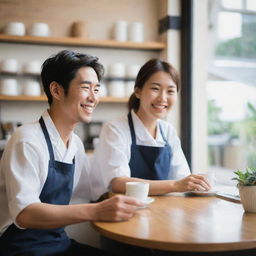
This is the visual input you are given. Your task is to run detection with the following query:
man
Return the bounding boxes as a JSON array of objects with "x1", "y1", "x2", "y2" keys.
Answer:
[{"x1": 0, "y1": 50, "x2": 142, "y2": 256}]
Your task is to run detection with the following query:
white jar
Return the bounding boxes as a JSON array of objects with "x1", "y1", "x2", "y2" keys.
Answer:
[
  {"x1": 4, "y1": 22, "x2": 25, "y2": 36},
  {"x1": 113, "y1": 21, "x2": 128, "y2": 42},
  {"x1": 108, "y1": 63, "x2": 126, "y2": 78},
  {"x1": 126, "y1": 64, "x2": 140, "y2": 79},
  {"x1": 1, "y1": 79, "x2": 19, "y2": 96},
  {"x1": 23, "y1": 60, "x2": 41, "y2": 74},
  {"x1": 125, "y1": 81, "x2": 135, "y2": 97},
  {"x1": 108, "y1": 80, "x2": 125, "y2": 98},
  {"x1": 99, "y1": 83, "x2": 107, "y2": 97},
  {"x1": 28, "y1": 23, "x2": 50, "y2": 37},
  {"x1": 22, "y1": 80, "x2": 41, "y2": 96},
  {"x1": 128, "y1": 22, "x2": 144, "y2": 42},
  {"x1": 1, "y1": 59, "x2": 19, "y2": 73}
]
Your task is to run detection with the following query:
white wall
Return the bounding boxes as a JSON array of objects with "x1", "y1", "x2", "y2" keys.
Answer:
[{"x1": 191, "y1": 0, "x2": 208, "y2": 172}]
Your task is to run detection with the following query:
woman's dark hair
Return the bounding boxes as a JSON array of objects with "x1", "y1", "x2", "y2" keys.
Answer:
[
  {"x1": 128, "y1": 58, "x2": 180, "y2": 112},
  {"x1": 41, "y1": 50, "x2": 104, "y2": 105}
]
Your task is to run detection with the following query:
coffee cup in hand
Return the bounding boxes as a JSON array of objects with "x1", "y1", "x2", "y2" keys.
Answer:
[
  {"x1": 125, "y1": 181, "x2": 149, "y2": 202},
  {"x1": 198, "y1": 173, "x2": 216, "y2": 189}
]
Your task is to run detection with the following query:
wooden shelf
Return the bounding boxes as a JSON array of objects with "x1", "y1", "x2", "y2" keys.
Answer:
[
  {"x1": 0, "y1": 95, "x2": 128, "y2": 103},
  {"x1": 0, "y1": 34, "x2": 166, "y2": 51}
]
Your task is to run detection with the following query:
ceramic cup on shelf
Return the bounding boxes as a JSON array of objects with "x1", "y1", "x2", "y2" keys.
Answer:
[
  {"x1": 23, "y1": 60, "x2": 41, "y2": 75},
  {"x1": 128, "y1": 22, "x2": 144, "y2": 42},
  {"x1": 99, "y1": 83, "x2": 107, "y2": 97},
  {"x1": 125, "y1": 81, "x2": 135, "y2": 97},
  {"x1": 4, "y1": 22, "x2": 25, "y2": 36},
  {"x1": 22, "y1": 80, "x2": 41, "y2": 96},
  {"x1": 126, "y1": 64, "x2": 140, "y2": 79},
  {"x1": 108, "y1": 80, "x2": 125, "y2": 98},
  {"x1": 108, "y1": 63, "x2": 126, "y2": 78},
  {"x1": 113, "y1": 20, "x2": 128, "y2": 42},
  {"x1": 27, "y1": 23, "x2": 50, "y2": 37},
  {"x1": 0, "y1": 59, "x2": 19, "y2": 73},
  {"x1": 0, "y1": 78, "x2": 19, "y2": 96}
]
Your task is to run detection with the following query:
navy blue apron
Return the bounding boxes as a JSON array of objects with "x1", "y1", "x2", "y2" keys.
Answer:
[
  {"x1": 0, "y1": 117, "x2": 75, "y2": 256},
  {"x1": 128, "y1": 112, "x2": 172, "y2": 180}
]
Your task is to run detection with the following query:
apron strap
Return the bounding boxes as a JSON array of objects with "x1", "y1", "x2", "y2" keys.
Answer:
[
  {"x1": 39, "y1": 116, "x2": 55, "y2": 161},
  {"x1": 128, "y1": 112, "x2": 136, "y2": 144}
]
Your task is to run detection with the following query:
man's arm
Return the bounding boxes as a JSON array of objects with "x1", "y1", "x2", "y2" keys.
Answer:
[{"x1": 16, "y1": 195, "x2": 143, "y2": 229}]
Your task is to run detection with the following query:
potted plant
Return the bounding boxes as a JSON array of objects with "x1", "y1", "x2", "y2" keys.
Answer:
[{"x1": 233, "y1": 168, "x2": 256, "y2": 213}]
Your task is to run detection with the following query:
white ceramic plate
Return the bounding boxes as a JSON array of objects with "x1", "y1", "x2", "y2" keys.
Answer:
[{"x1": 186, "y1": 190, "x2": 217, "y2": 196}]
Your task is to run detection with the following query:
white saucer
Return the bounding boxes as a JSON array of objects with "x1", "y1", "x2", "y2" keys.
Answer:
[
  {"x1": 139, "y1": 197, "x2": 155, "y2": 208},
  {"x1": 186, "y1": 190, "x2": 217, "y2": 196}
]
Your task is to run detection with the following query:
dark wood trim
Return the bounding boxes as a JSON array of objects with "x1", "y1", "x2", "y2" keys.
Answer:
[
  {"x1": 180, "y1": 0, "x2": 193, "y2": 169},
  {"x1": 159, "y1": 15, "x2": 182, "y2": 34}
]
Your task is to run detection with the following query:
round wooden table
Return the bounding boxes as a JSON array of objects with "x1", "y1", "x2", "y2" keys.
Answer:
[{"x1": 91, "y1": 193, "x2": 256, "y2": 252}]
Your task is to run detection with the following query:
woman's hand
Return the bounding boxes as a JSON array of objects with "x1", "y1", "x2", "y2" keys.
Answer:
[
  {"x1": 173, "y1": 174, "x2": 211, "y2": 192},
  {"x1": 92, "y1": 195, "x2": 144, "y2": 222}
]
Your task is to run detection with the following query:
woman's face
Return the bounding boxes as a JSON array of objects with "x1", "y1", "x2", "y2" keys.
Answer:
[{"x1": 135, "y1": 71, "x2": 178, "y2": 122}]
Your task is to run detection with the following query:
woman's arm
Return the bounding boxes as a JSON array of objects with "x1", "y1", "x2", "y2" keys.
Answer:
[{"x1": 111, "y1": 175, "x2": 211, "y2": 196}]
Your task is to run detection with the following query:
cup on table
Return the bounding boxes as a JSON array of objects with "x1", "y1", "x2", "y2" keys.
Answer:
[
  {"x1": 198, "y1": 172, "x2": 216, "y2": 189},
  {"x1": 125, "y1": 181, "x2": 149, "y2": 202}
]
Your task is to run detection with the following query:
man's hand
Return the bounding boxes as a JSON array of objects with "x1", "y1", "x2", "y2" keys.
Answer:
[{"x1": 93, "y1": 195, "x2": 144, "y2": 222}]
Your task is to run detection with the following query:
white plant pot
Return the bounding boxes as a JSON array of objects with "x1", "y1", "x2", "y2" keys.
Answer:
[{"x1": 239, "y1": 185, "x2": 256, "y2": 213}]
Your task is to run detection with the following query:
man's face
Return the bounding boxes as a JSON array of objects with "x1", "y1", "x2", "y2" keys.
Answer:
[{"x1": 60, "y1": 66, "x2": 100, "y2": 124}]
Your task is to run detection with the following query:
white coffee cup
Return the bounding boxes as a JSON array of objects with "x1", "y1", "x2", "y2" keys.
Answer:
[
  {"x1": 125, "y1": 182, "x2": 149, "y2": 202},
  {"x1": 1, "y1": 59, "x2": 19, "y2": 73},
  {"x1": 22, "y1": 80, "x2": 41, "y2": 96},
  {"x1": 0, "y1": 79, "x2": 19, "y2": 96},
  {"x1": 28, "y1": 23, "x2": 50, "y2": 37},
  {"x1": 198, "y1": 172, "x2": 216, "y2": 188},
  {"x1": 4, "y1": 22, "x2": 25, "y2": 36}
]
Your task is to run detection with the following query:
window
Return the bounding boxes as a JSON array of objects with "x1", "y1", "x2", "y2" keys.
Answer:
[{"x1": 207, "y1": 0, "x2": 256, "y2": 186}]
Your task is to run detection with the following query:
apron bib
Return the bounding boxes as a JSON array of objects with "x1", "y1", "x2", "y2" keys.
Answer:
[
  {"x1": 128, "y1": 113, "x2": 172, "y2": 180},
  {"x1": 0, "y1": 117, "x2": 75, "y2": 256}
]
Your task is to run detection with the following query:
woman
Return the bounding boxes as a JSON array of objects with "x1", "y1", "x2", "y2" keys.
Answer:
[{"x1": 91, "y1": 59, "x2": 210, "y2": 199}]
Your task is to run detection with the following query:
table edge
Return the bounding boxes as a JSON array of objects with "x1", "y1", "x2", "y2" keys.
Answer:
[{"x1": 91, "y1": 222, "x2": 256, "y2": 252}]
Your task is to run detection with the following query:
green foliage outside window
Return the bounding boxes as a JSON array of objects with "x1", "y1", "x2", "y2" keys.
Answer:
[{"x1": 215, "y1": 22, "x2": 256, "y2": 58}]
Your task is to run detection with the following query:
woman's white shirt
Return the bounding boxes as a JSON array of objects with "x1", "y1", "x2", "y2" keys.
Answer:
[
  {"x1": 91, "y1": 110, "x2": 190, "y2": 198},
  {"x1": 0, "y1": 110, "x2": 94, "y2": 235}
]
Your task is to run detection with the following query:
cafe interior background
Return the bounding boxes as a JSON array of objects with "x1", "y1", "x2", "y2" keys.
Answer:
[{"x1": 0, "y1": 0, "x2": 255, "y2": 248}]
